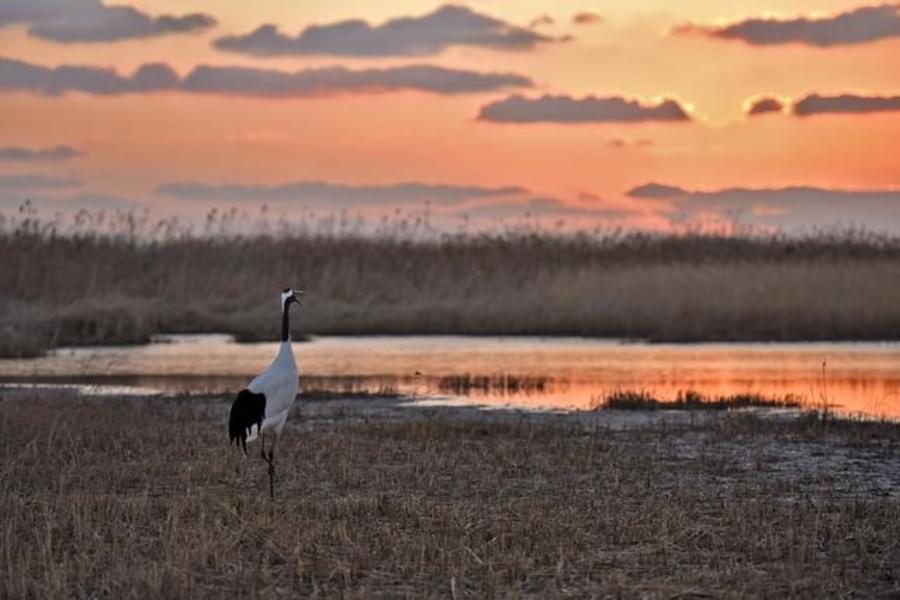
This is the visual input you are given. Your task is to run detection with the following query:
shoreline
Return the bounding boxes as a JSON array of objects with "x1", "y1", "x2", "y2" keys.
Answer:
[{"x1": 6, "y1": 328, "x2": 900, "y2": 361}]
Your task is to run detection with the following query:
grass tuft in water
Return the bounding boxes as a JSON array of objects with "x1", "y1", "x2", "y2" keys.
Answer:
[
  {"x1": 300, "y1": 376, "x2": 403, "y2": 400},
  {"x1": 596, "y1": 389, "x2": 803, "y2": 411},
  {"x1": 438, "y1": 374, "x2": 553, "y2": 395},
  {"x1": 300, "y1": 385, "x2": 402, "y2": 401}
]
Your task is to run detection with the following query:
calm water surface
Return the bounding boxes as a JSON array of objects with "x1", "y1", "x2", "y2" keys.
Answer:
[{"x1": 1, "y1": 335, "x2": 898, "y2": 418}]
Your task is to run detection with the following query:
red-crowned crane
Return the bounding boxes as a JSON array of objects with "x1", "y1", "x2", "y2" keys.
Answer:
[{"x1": 229, "y1": 287, "x2": 302, "y2": 498}]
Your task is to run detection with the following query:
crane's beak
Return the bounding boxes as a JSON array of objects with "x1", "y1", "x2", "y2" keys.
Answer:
[{"x1": 293, "y1": 290, "x2": 304, "y2": 305}]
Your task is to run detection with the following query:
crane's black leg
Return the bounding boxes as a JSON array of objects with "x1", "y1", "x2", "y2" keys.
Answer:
[
  {"x1": 259, "y1": 433, "x2": 277, "y2": 499},
  {"x1": 266, "y1": 435, "x2": 278, "y2": 499}
]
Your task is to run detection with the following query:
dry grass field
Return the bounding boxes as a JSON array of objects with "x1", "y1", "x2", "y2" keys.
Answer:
[
  {"x1": 4, "y1": 213, "x2": 900, "y2": 357},
  {"x1": 2, "y1": 388, "x2": 899, "y2": 597}
]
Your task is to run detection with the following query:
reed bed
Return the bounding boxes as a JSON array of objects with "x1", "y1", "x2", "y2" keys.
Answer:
[
  {"x1": 1, "y1": 390, "x2": 899, "y2": 597},
  {"x1": 5, "y1": 208, "x2": 900, "y2": 356}
]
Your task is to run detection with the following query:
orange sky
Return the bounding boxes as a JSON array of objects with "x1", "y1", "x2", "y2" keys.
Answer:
[{"x1": 1, "y1": 1, "x2": 898, "y2": 232}]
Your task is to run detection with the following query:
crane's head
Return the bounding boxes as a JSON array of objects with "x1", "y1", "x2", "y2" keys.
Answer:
[{"x1": 281, "y1": 287, "x2": 303, "y2": 310}]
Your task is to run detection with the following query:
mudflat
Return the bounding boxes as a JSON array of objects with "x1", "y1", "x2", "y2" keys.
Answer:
[{"x1": 2, "y1": 388, "x2": 899, "y2": 597}]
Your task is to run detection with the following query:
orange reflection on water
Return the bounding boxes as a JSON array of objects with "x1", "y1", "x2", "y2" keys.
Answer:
[
  {"x1": 429, "y1": 376, "x2": 900, "y2": 417},
  {"x1": 0, "y1": 335, "x2": 898, "y2": 418}
]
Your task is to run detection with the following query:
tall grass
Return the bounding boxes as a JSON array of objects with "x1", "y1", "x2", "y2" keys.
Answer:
[{"x1": 4, "y1": 206, "x2": 900, "y2": 356}]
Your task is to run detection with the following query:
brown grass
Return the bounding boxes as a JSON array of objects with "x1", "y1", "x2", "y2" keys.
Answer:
[
  {"x1": 5, "y1": 216, "x2": 900, "y2": 357},
  {"x1": 1, "y1": 391, "x2": 899, "y2": 597}
]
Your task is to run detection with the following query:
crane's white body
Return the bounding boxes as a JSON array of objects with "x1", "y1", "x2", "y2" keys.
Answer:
[
  {"x1": 245, "y1": 340, "x2": 299, "y2": 441},
  {"x1": 228, "y1": 288, "x2": 302, "y2": 499}
]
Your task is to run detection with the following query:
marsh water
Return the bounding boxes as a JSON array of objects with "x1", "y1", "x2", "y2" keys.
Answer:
[{"x1": 1, "y1": 335, "x2": 899, "y2": 417}]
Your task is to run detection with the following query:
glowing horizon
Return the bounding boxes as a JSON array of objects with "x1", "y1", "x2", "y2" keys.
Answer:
[{"x1": 1, "y1": 0, "x2": 899, "y2": 233}]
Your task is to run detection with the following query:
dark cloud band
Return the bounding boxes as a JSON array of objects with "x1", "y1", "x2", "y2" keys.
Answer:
[
  {"x1": 0, "y1": 145, "x2": 83, "y2": 161},
  {"x1": 742, "y1": 93, "x2": 900, "y2": 117},
  {"x1": 573, "y1": 12, "x2": 604, "y2": 25},
  {"x1": 794, "y1": 93, "x2": 900, "y2": 116},
  {"x1": 0, "y1": 0, "x2": 215, "y2": 43},
  {"x1": 0, "y1": 173, "x2": 80, "y2": 191},
  {"x1": 156, "y1": 180, "x2": 526, "y2": 207},
  {"x1": 627, "y1": 182, "x2": 900, "y2": 231},
  {"x1": 676, "y1": 4, "x2": 900, "y2": 47},
  {"x1": 746, "y1": 96, "x2": 785, "y2": 116},
  {"x1": 0, "y1": 57, "x2": 532, "y2": 97},
  {"x1": 478, "y1": 94, "x2": 691, "y2": 124},
  {"x1": 214, "y1": 4, "x2": 556, "y2": 57},
  {"x1": 156, "y1": 179, "x2": 626, "y2": 224}
]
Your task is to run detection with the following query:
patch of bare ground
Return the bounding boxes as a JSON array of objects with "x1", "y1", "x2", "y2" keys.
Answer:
[{"x1": 1, "y1": 389, "x2": 899, "y2": 597}]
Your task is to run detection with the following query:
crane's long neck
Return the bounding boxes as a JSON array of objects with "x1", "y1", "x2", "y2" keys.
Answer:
[{"x1": 281, "y1": 298, "x2": 292, "y2": 343}]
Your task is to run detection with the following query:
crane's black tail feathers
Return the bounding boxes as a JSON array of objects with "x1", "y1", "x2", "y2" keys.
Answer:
[{"x1": 229, "y1": 389, "x2": 266, "y2": 454}]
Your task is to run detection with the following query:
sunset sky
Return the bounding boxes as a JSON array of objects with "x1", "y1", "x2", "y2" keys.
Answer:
[{"x1": 1, "y1": 0, "x2": 898, "y2": 233}]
